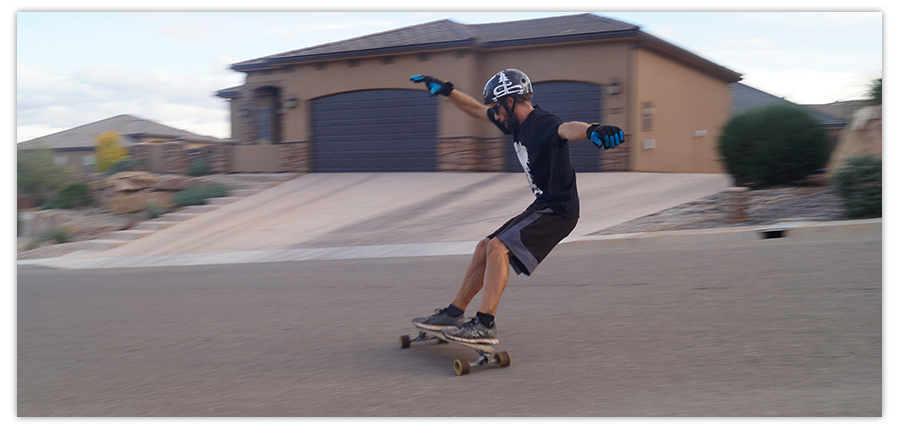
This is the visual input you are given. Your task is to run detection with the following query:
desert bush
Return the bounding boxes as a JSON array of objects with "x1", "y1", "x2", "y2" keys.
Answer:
[
  {"x1": 37, "y1": 226, "x2": 73, "y2": 245},
  {"x1": 188, "y1": 160, "x2": 211, "y2": 177},
  {"x1": 172, "y1": 183, "x2": 229, "y2": 207},
  {"x1": 52, "y1": 182, "x2": 95, "y2": 209},
  {"x1": 142, "y1": 199, "x2": 168, "y2": 220},
  {"x1": 107, "y1": 157, "x2": 140, "y2": 175},
  {"x1": 831, "y1": 154, "x2": 881, "y2": 218}
]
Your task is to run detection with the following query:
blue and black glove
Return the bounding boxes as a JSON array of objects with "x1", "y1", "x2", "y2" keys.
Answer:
[
  {"x1": 587, "y1": 123, "x2": 625, "y2": 149},
  {"x1": 410, "y1": 75, "x2": 455, "y2": 97}
]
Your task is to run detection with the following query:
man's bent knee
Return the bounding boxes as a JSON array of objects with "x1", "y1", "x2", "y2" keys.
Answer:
[
  {"x1": 487, "y1": 237, "x2": 509, "y2": 257},
  {"x1": 474, "y1": 237, "x2": 491, "y2": 259}
]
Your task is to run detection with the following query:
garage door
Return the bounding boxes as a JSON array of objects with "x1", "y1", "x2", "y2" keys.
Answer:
[
  {"x1": 506, "y1": 81, "x2": 604, "y2": 173},
  {"x1": 311, "y1": 89, "x2": 438, "y2": 172}
]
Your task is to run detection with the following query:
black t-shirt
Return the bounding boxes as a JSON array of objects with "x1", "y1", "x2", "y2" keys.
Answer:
[{"x1": 489, "y1": 105, "x2": 580, "y2": 219}]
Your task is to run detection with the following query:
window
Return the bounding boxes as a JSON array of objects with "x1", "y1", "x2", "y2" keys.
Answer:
[
  {"x1": 255, "y1": 107, "x2": 273, "y2": 143},
  {"x1": 641, "y1": 101, "x2": 655, "y2": 131},
  {"x1": 54, "y1": 155, "x2": 68, "y2": 165},
  {"x1": 83, "y1": 155, "x2": 96, "y2": 166}
]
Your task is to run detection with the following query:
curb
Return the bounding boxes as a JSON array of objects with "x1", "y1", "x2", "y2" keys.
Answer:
[
  {"x1": 18, "y1": 218, "x2": 882, "y2": 270},
  {"x1": 563, "y1": 218, "x2": 882, "y2": 247}
]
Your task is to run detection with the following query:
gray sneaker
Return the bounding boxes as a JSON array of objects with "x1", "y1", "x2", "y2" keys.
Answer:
[
  {"x1": 441, "y1": 317, "x2": 498, "y2": 344},
  {"x1": 412, "y1": 308, "x2": 465, "y2": 331}
]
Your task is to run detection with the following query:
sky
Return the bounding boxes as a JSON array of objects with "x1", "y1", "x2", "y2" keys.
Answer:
[{"x1": 13, "y1": 5, "x2": 886, "y2": 143}]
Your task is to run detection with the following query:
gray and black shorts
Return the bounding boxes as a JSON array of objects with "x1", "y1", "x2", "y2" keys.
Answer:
[{"x1": 488, "y1": 204, "x2": 578, "y2": 276}]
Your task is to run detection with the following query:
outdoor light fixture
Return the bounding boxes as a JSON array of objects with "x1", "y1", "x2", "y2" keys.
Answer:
[
  {"x1": 283, "y1": 98, "x2": 299, "y2": 109},
  {"x1": 606, "y1": 81, "x2": 622, "y2": 95}
]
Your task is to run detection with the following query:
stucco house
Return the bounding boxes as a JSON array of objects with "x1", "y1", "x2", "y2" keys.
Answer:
[
  {"x1": 17, "y1": 114, "x2": 220, "y2": 175},
  {"x1": 217, "y1": 13, "x2": 744, "y2": 174}
]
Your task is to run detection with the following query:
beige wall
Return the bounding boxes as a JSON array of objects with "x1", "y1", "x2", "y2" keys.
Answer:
[
  {"x1": 631, "y1": 48, "x2": 730, "y2": 173},
  {"x1": 245, "y1": 41, "x2": 635, "y2": 146},
  {"x1": 245, "y1": 49, "x2": 481, "y2": 141},
  {"x1": 233, "y1": 37, "x2": 736, "y2": 174},
  {"x1": 232, "y1": 144, "x2": 285, "y2": 172}
]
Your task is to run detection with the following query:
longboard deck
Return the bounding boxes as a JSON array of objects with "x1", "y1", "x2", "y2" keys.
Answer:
[
  {"x1": 413, "y1": 327, "x2": 496, "y2": 353},
  {"x1": 400, "y1": 326, "x2": 510, "y2": 375}
]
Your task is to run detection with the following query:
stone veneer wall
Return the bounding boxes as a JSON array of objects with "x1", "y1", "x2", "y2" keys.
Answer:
[
  {"x1": 437, "y1": 136, "x2": 507, "y2": 172},
  {"x1": 206, "y1": 140, "x2": 235, "y2": 174},
  {"x1": 280, "y1": 140, "x2": 311, "y2": 173},
  {"x1": 127, "y1": 143, "x2": 152, "y2": 172},
  {"x1": 599, "y1": 139, "x2": 631, "y2": 172},
  {"x1": 160, "y1": 141, "x2": 187, "y2": 174}
]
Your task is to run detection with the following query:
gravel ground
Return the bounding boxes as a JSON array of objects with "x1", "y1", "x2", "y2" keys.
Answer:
[
  {"x1": 18, "y1": 183, "x2": 852, "y2": 261},
  {"x1": 596, "y1": 185, "x2": 849, "y2": 235}
]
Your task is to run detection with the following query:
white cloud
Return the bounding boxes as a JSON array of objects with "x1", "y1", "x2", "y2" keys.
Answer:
[
  {"x1": 742, "y1": 70, "x2": 877, "y2": 104},
  {"x1": 17, "y1": 60, "x2": 233, "y2": 142},
  {"x1": 747, "y1": 11, "x2": 881, "y2": 30}
]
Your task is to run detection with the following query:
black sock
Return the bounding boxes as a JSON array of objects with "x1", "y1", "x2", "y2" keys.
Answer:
[
  {"x1": 446, "y1": 304, "x2": 464, "y2": 317},
  {"x1": 476, "y1": 312, "x2": 495, "y2": 328}
]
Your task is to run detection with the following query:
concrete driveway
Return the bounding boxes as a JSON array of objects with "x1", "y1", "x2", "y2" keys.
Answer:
[{"x1": 63, "y1": 172, "x2": 731, "y2": 260}]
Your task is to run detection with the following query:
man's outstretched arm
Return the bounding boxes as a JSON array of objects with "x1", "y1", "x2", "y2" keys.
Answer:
[
  {"x1": 411, "y1": 75, "x2": 490, "y2": 122},
  {"x1": 559, "y1": 121, "x2": 625, "y2": 149}
]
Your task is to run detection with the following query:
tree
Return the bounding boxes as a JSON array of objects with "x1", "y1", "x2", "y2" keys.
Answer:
[
  {"x1": 17, "y1": 146, "x2": 71, "y2": 205},
  {"x1": 866, "y1": 77, "x2": 882, "y2": 105},
  {"x1": 95, "y1": 131, "x2": 128, "y2": 172}
]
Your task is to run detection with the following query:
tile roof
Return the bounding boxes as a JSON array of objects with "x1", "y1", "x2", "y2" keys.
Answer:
[
  {"x1": 231, "y1": 13, "x2": 640, "y2": 71},
  {"x1": 731, "y1": 83, "x2": 848, "y2": 128},
  {"x1": 233, "y1": 19, "x2": 479, "y2": 69},
  {"x1": 17, "y1": 114, "x2": 221, "y2": 150},
  {"x1": 469, "y1": 13, "x2": 638, "y2": 47}
]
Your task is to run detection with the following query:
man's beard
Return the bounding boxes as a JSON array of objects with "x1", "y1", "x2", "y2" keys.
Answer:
[{"x1": 502, "y1": 112, "x2": 517, "y2": 131}]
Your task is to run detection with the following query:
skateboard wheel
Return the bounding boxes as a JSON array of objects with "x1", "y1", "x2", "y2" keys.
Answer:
[
  {"x1": 454, "y1": 359, "x2": 471, "y2": 376},
  {"x1": 493, "y1": 351, "x2": 511, "y2": 368},
  {"x1": 399, "y1": 335, "x2": 411, "y2": 349}
]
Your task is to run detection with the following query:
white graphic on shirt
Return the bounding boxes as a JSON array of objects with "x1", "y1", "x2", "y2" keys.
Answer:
[
  {"x1": 514, "y1": 141, "x2": 543, "y2": 196},
  {"x1": 493, "y1": 71, "x2": 524, "y2": 100}
]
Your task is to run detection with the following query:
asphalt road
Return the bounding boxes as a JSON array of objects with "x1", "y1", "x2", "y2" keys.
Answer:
[{"x1": 17, "y1": 228, "x2": 881, "y2": 417}]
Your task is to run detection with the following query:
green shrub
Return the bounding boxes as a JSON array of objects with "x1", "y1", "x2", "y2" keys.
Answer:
[
  {"x1": 107, "y1": 157, "x2": 140, "y2": 175},
  {"x1": 38, "y1": 226, "x2": 73, "y2": 244},
  {"x1": 53, "y1": 182, "x2": 94, "y2": 209},
  {"x1": 831, "y1": 154, "x2": 881, "y2": 218},
  {"x1": 17, "y1": 146, "x2": 71, "y2": 206},
  {"x1": 142, "y1": 199, "x2": 168, "y2": 220},
  {"x1": 172, "y1": 183, "x2": 229, "y2": 207},
  {"x1": 188, "y1": 160, "x2": 211, "y2": 177},
  {"x1": 718, "y1": 104, "x2": 829, "y2": 187}
]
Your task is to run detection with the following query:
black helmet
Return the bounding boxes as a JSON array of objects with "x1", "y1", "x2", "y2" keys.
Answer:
[{"x1": 483, "y1": 69, "x2": 533, "y2": 105}]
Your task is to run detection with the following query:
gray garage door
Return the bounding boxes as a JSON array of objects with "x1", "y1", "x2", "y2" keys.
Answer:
[
  {"x1": 506, "y1": 81, "x2": 604, "y2": 173},
  {"x1": 311, "y1": 89, "x2": 438, "y2": 172}
]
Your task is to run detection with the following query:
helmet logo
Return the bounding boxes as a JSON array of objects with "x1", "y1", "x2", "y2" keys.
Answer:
[{"x1": 493, "y1": 71, "x2": 524, "y2": 99}]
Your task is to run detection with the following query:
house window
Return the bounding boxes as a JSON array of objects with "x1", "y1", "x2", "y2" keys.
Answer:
[
  {"x1": 641, "y1": 101, "x2": 655, "y2": 131},
  {"x1": 83, "y1": 155, "x2": 95, "y2": 166},
  {"x1": 255, "y1": 107, "x2": 273, "y2": 143},
  {"x1": 253, "y1": 86, "x2": 281, "y2": 144},
  {"x1": 54, "y1": 155, "x2": 68, "y2": 165}
]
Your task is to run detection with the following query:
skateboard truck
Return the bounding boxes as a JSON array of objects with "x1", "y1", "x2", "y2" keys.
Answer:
[{"x1": 400, "y1": 330, "x2": 511, "y2": 376}]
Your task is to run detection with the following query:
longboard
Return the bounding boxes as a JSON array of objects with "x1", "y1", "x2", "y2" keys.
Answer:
[{"x1": 399, "y1": 327, "x2": 511, "y2": 376}]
